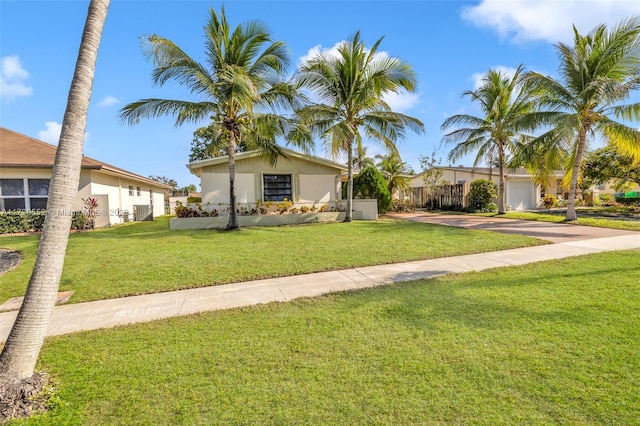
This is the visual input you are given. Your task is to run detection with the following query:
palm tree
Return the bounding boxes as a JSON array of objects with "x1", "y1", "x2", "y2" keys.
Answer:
[
  {"x1": 523, "y1": 17, "x2": 640, "y2": 220},
  {"x1": 0, "y1": 0, "x2": 110, "y2": 415},
  {"x1": 441, "y1": 65, "x2": 536, "y2": 214},
  {"x1": 376, "y1": 154, "x2": 414, "y2": 197},
  {"x1": 352, "y1": 144, "x2": 375, "y2": 172},
  {"x1": 295, "y1": 32, "x2": 424, "y2": 221},
  {"x1": 119, "y1": 7, "x2": 310, "y2": 229}
]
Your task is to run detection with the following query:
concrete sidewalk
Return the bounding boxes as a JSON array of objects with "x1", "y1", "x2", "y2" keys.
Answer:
[{"x1": 1, "y1": 233, "x2": 638, "y2": 343}]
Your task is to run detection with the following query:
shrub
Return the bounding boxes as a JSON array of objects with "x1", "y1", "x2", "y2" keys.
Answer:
[
  {"x1": 598, "y1": 193, "x2": 615, "y2": 205},
  {"x1": 71, "y1": 211, "x2": 87, "y2": 230},
  {"x1": 389, "y1": 199, "x2": 415, "y2": 213},
  {"x1": 346, "y1": 166, "x2": 392, "y2": 214},
  {"x1": 468, "y1": 179, "x2": 497, "y2": 212},
  {"x1": 614, "y1": 194, "x2": 640, "y2": 205},
  {"x1": 0, "y1": 211, "x2": 47, "y2": 234},
  {"x1": 542, "y1": 194, "x2": 558, "y2": 209},
  {"x1": 186, "y1": 196, "x2": 201, "y2": 203},
  {"x1": 174, "y1": 201, "x2": 218, "y2": 218},
  {"x1": 276, "y1": 198, "x2": 293, "y2": 214}
]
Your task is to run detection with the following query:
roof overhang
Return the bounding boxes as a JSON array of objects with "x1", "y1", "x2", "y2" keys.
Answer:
[{"x1": 188, "y1": 147, "x2": 348, "y2": 178}]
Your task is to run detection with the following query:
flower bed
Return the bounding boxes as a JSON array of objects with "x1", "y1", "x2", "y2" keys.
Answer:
[{"x1": 169, "y1": 211, "x2": 365, "y2": 230}]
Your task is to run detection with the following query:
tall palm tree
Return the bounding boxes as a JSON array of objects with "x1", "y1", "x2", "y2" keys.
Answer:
[
  {"x1": 0, "y1": 0, "x2": 110, "y2": 414},
  {"x1": 524, "y1": 17, "x2": 640, "y2": 220},
  {"x1": 441, "y1": 65, "x2": 536, "y2": 214},
  {"x1": 119, "y1": 7, "x2": 310, "y2": 229},
  {"x1": 295, "y1": 32, "x2": 424, "y2": 221},
  {"x1": 376, "y1": 154, "x2": 414, "y2": 196}
]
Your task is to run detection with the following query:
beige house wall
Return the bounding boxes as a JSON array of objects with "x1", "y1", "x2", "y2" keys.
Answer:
[
  {"x1": 87, "y1": 171, "x2": 165, "y2": 224},
  {"x1": 0, "y1": 166, "x2": 166, "y2": 226},
  {"x1": 200, "y1": 156, "x2": 343, "y2": 206}
]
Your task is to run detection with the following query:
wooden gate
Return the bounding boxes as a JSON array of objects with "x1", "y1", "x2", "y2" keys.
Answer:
[{"x1": 412, "y1": 183, "x2": 467, "y2": 209}]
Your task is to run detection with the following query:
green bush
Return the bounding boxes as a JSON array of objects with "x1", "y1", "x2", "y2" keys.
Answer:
[
  {"x1": 0, "y1": 210, "x2": 100, "y2": 234},
  {"x1": 186, "y1": 196, "x2": 202, "y2": 203},
  {"x1": 345, "y1": 166, "x2": 392, "y2": 214},
  {"x1": 467, "y1": 179, "x2": 497, "y2": 212},
  {"x1": 0, "y1": 211, "x2": 46, "y2": 234},
  {"x1": 389, "y1": 199, "x2": 416, "y2": 213},
  {"x1": 71, "y1": 211, "x2": 87, "y2": 230},
  {"x1": 174, "y1": 201, "x2": 219, "y2": 218},
  {"x1": 598, "y1": 193, "x2": 614, "y2": 205},
  {"x1": 614, "y1": 194, "x2": 640, "y2": 205}
]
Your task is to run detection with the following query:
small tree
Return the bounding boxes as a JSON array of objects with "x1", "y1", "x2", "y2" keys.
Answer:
[
  {"x1": 419, "y1": 151, "x2": 444, "y2": 208},
  {"x1": 149, "y1": 175, "x2": 177, "y2": 201},
  {"x1": 347, "y1": 166, "x2": 392, "y2": 214},
  {"x1": 468, "y1": 179, "x2": 497, "y2": 212},
  {"x1": 583, "y1": 145, "x2": 640, "y2": 189}
]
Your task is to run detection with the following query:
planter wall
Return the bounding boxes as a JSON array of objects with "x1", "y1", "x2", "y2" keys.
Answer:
[{"x1": 169, "y1": 211, "x2": 365, "y2": 230}]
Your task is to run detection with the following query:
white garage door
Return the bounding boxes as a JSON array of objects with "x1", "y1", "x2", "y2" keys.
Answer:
[{"x1": 507, "y1": 180, "x2": 535, "y2": 211}]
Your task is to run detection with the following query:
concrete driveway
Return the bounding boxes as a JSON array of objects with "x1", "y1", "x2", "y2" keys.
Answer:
[{"x1": 385, "y1": 212, "x2": 639, "y2": 243}]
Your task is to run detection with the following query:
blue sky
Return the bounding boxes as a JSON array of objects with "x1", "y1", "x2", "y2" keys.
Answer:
[{"x1": 1, "y1": 0, "x2": 639, "y2": 188}]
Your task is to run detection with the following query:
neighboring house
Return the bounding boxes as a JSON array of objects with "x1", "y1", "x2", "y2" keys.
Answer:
[
  {"x1": 188, "y1": 147, "x2": 348, "y2": 208},
  {"x1": 411, "y1": 166, "x2": 564, "y2": 211},
  {"x1": 0, "y1": 127, "x2": 171, "y2": 227}
]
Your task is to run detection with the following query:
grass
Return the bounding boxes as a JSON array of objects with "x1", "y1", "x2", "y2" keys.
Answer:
[
  {"x1": 0, "y1": 216, "x2": 543, "y2": 303},
  {"x1": 474, "y1": 209, "x2": 640, "y2": 231},
  {"x1": 15, "y1": 249, "x2": 640, "y2": 425}
]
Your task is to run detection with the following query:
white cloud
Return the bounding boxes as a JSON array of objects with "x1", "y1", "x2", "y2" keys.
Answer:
[
  {"x1": 461, "y1": 0, "x2": 640, "y2": 44},
  {"x1": 471, "y1": 65, "x2": 519, "y2": 90},
  {"x1": 37, "y1": 121, "x2": 90, "y2": 146},
  {"x1": 98, "y1": 95, "x2": 119, "y2": 107},
  {"x1": 298, "y1": 41, "x2": 344, "y2": 65},
  {"x1": 38, "y1": 122, "x2": 62, "y2": 145},
  {"x1": 0, "y1": 55, "x2": 33, "y2": 102},
  {"x1": 382, "y1": 91, "x2": 420, "y2": 113}
]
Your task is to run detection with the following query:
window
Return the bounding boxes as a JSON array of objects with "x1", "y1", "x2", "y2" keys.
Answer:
[
  {"x1": 0, "y1": 178, "x2": 49, "y2": 211},
  {"x1": 136, "y1": 186, "x2": 141, "y2": 196},
  {"x1": 129, "y1": 186, "x2": 134, "y2": 196},
  {"x1": 263, "y1": 174, "x2": 292, "y2": 201}
]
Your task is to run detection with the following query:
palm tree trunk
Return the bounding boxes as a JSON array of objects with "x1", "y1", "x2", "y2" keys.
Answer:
[
  {"x1": 0, "y1": 0, "x2": 109, "y2": 395},
  {"x1": 497, "y1": 148, "x2": 506, "y2": 214},
  {"x1": 227, "y1": 130, "x2": 239, "y2": 229},
  {"x1": 566, "y1": 130, "x2": 587, "y2": 221},
  {"x1": 565, "y1": 129, "x2": 587, "y2": 221},
  {"x1": 344, "y1": 141, "x2": 353, "y2": 222}
]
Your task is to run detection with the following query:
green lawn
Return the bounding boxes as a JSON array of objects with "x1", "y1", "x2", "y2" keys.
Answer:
[
  {"x1": 479, "y1": 210, "x2": 640, "y2": 231},
  {"x1": 16, "y1": 249, "x2": 640, "y2": 425},
  {"x1": 0, "y1": 216, "x2": 543, "y2": 303}
]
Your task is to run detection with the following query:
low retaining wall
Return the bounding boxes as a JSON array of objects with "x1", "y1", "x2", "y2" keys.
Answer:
[{"x1": 170, "y1": 211, "x2": 366, "y2": 230}]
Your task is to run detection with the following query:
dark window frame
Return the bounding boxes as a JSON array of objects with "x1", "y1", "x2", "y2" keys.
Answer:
[
  {"x1": 0, "y1": 178, "x2": 50, "y2": 211},
  {"x1": 263, "y1": 174, "x2": 293, "y2": 202}
]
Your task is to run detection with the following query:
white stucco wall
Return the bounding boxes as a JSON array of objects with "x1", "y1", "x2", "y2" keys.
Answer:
[
  {"x1": 201, "y1": 173, "x2": 255, "y2": 205},
  {"x1": 1, "y1": 167, "x2": 167, "y2": 225},
  {"x1": 88, "y1": 172, "x2": 166, "y2": 224},
  {"x1": 298, "y1": 175, "x2": 336, "y2": 203}
]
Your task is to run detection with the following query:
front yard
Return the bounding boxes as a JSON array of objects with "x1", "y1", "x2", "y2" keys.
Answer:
[
  {"x1": 0, "y1": 216, "x2": 543, "y2": 303},
  {"x1": 483, "y1": 207, "x2": 640, "y2": 231},
  {"x1": 21, "y1": 249, "x2": 640, "y2": 424}
]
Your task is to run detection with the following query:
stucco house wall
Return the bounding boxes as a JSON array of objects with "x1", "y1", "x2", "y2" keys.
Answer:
[
  {"x1": 190, "y1": 148, "x2": 346, "y2": 208},
  {"x1": 411, "y1": 166, "x2": 548, "y2": 211},
  {"x1": 1, "y1": 127, "x2": 171, "y2": 226}
]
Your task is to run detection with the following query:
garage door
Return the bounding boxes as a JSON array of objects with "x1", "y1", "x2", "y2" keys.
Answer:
[{"x1": 507, "y1": 180, "x2": 535, "y2": 210}]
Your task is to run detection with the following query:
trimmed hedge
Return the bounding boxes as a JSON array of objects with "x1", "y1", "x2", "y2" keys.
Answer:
[
  {"x1": 614, "y1": 196, "x2": 640, "y2": 205},
  {"x1": 0, "y1": 211, "x2": 90, "y2": 234}
]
